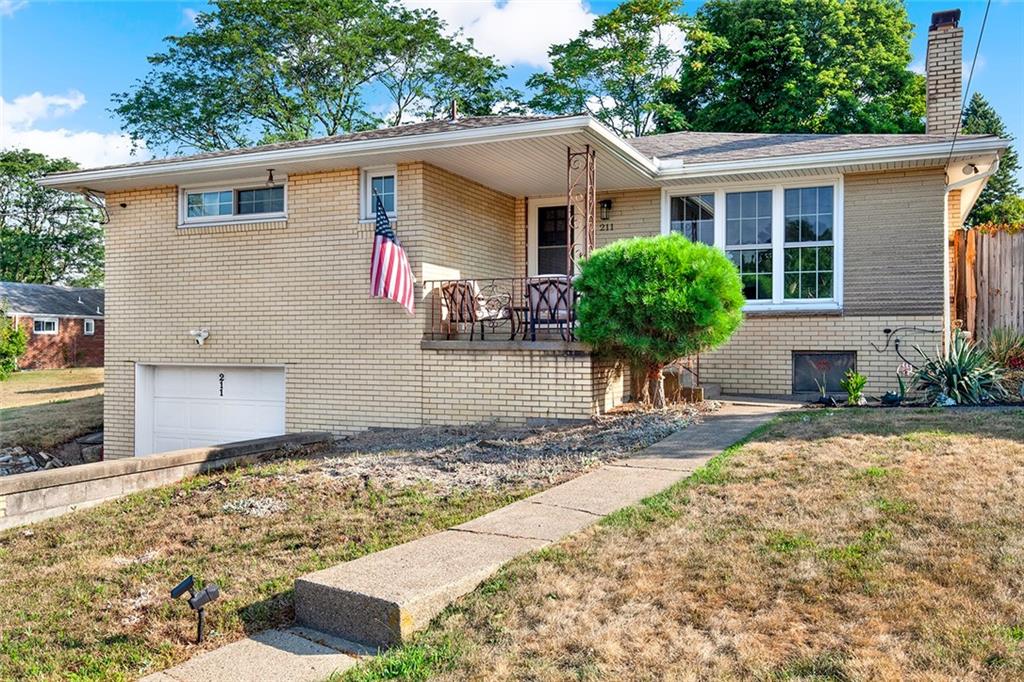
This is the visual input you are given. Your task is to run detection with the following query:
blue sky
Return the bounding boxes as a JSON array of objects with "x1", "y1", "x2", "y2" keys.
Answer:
[{"x1": 1, "y1": 0, "x2": 1022, "y2": 177}]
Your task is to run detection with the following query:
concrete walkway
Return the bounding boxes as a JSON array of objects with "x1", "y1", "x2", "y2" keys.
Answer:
[{"x1": 142, "y1": 399, "x2": 796, "y2": 682}]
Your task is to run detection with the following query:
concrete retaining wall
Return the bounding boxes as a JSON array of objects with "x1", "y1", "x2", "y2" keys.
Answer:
[{"x1": 0, "y1": 432, "x2": 332, "y2": 531}]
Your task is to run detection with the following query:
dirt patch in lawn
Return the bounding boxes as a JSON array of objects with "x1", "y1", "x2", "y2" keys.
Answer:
[
  {"x1": 359, "y1": 408, "x2": 1024, "y2": 682},
  {"x1": 0, "y1": 404, "x2": 707, "y2": 681}
]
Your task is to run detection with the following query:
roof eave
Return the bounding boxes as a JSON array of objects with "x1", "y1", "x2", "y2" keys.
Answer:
[{"x1": 39, "y1": 115, "x2": 616, "y2": 192}]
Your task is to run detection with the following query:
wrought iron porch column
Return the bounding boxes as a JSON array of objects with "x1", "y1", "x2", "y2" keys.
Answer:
[{"x1": 566, "y1": 145, "x2": 596, "y2": 274}]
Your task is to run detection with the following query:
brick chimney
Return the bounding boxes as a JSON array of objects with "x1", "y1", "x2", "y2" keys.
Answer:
[{"x1": 925, "y1": 9, "x2": 964, "y2": 136}]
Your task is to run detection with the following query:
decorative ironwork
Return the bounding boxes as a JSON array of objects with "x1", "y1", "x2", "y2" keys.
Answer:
[
  {"x1": 566, "y1": 145, "x2": 596, "y2": 274},
  {"x1": 425, "y1": 276, "x2": 577, "y2": 342}
]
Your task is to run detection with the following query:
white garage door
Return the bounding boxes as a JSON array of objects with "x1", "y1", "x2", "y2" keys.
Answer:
[{"x1": 136, "y1": 365, "x2": 285, "y2": 456}]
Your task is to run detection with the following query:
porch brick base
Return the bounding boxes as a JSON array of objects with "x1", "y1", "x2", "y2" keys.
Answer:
[{"x1": 422, "y1": 346, "x2": 626, "y2": 425}]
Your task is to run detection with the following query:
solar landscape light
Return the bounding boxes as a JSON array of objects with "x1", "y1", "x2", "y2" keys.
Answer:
[{"x1": 171, "y1": 575, "x2": 221, "y2": 643}]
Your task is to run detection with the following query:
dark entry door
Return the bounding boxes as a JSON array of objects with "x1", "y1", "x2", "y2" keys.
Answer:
[{"x1": 537, "y1": 206, "x2": 569, "y2": 275}]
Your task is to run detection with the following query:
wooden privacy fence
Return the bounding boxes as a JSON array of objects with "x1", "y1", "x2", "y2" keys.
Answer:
[{"x1": 954, "y1": 228, "x2": 1024, "y2": 340}]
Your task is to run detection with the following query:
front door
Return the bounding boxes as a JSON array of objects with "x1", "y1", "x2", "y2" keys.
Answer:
[{"x1": 536, "y1": 206, "x2": 569, "y2": 275}]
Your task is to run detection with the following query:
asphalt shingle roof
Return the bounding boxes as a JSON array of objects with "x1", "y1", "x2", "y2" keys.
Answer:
[
  {"x1": 625, "y1": 131, "x2": 993, "y2": 164},
  {"x1": 43, "y1": 114, "x2": 1002, "y2": 178},
  {"x1": 0, "y1": 282, "x2": 104, "y2": 317}
]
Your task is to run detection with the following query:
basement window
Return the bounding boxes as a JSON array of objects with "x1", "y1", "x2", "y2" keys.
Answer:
[
  {"x1": 793, "y1": 351, "x2": 856, "y2": 395},
  {"x1": 33, "y1": 318, "x2": 58, "y2": 335},
  {"x1": 179, "y1": 181, "x2": 287, "y2": 227}
]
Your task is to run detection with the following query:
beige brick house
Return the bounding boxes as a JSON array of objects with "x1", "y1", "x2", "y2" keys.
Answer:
[{"x1": 43, "y1": 11, "x2": 1007, "y2": 459}]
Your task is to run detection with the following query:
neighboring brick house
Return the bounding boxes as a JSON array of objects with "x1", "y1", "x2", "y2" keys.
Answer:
[
  {"x1": 41, "y1": 10, "x2": 1006, "y2": 459},
  {"x1": 1, "y1": 282, "x2": 104, "y2": 370}
]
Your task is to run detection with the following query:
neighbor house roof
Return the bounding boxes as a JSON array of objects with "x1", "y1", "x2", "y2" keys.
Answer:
[{"x1": 0, "y1": 282, "x2": 104, "y2": 317}]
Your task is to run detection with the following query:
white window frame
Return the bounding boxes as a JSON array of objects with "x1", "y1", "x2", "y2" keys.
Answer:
[
  {"x1": 178, "y1": 177, "x2": 288, "y2": 228},
  {"x1": 84, "y1": 318, "x2": 95, "y2": 335},
  {"x1": 361, "y1": 166, "x2": 398, "y2": 222},
  {"x1": 661, "y1": 175, "x2": 844, "y2": 312},
  {"x1": 33, "y1": 317, "x2": 58, "y2": 335}
]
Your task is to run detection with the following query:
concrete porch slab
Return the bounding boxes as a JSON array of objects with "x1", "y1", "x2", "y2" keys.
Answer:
[
  {"x1": 295, "y1": 530, "x2": 546, "y2": 647},
  {"x1": 141, "y1": 628, "x2": 359, "y2": 682}
]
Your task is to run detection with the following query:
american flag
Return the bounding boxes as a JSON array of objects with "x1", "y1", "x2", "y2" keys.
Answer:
[{"x1": 369, "y1": 192, "x2": 415, "y2": 315}]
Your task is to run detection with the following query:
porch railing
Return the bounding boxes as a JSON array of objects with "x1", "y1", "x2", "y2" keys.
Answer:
[{"x1": 424, "y1": 275, "x2": 577, "y2": 342}]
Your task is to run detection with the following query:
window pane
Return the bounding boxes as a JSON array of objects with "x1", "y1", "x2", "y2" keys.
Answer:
[
  {"x1": 784, "y1": 186, "x2": 833, "y2": 244},
  {"x1": 371, "y1": 175, "x2": 395, "y2": 213},
  {"x1": 186, "y1": 190, "x2": 232, "y2": 218},
  {"x1": 725, "y1": 191, "x2": 771, "y2": 245},
  {"x1": 238, "y1": 186, "x2": 284, "y2": 215},
  {"x1": 670, "y1": 194, "x2": 714, "y2": 245},
  {"x1": 784, "y1": 244, "x2": 833, "y2": 299}
]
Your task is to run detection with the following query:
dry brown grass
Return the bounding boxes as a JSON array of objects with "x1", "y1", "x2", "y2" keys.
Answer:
[{"x1": 397, "y1": 409, "x2": 1024, "y2": 682}]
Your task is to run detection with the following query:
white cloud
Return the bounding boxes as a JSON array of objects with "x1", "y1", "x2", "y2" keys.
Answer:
[
  {"x1": 182, "y1": 7, "x2": 199, "y2": 25},
  {"x1": 402, "y1": 0, "x2": 596, "y2": 68},
  {"x1": 0, "y1": 0, "x2": 28, "y2": 17},
  {"x1": 910, "y1": 59, "x2": 925, "y2": 75},
  {"x1": 1, "y1": 90, "x2": 149, "y2": 168}
]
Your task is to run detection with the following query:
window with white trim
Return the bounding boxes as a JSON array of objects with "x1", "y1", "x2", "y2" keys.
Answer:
[
  {"x1": 725, "y1": 190, "x2": 773, "y2": 301},
  {"x1": 179, "y1": 183, "x2": 286, "y2": 226},
  {"x1": 361, "y1": 167, "x2": 397, "y2": 220},
  {"x1": 33, "y1": 318, "x2": 58, "y2": 334},
  {"x1": 784, "y1": 186, "x2": 834, "y2": 300},
  {"x1": 664, "y1": 179, "x2": 842, "y2": 310},
  {"x1": 84, "y1": 318, "x2": 95, "y2": 335}
]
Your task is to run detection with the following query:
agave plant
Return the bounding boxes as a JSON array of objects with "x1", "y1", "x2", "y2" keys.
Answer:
[
  {"x1": 913, "y1": 330, "x2": 1007, "y2": 405},
  {"x1": 986, "y1": 327, "x2": 1024, "y2": 367}
]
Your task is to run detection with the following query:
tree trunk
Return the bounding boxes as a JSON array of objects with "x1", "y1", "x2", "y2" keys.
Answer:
[{"x1": 647, "y1": 367, "x2": 666, "y2": 409}]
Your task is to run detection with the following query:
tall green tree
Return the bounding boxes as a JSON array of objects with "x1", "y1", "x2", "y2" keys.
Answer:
[
  {"x1": 0, "y1": 150, "x2": 105, "y2": 287},
  {"x1": 960, "y1": 92, "x2": 1024, "y2": 228},
  {"x1": 664, "y1": 0, "x2": 925, "y2": 134},
  {"x1": 527, "y1": 0, "x2": 686, "y2": 137},
  {"x1": 112, "y1": 0, "x2": 519, "y2": 153}
]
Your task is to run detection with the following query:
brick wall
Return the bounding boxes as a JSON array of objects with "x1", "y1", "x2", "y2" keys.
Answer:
[
  {"x1": 422, "y1": 348, "x2": 624, "y2": 425},
  {"x1": 15, "y1": 316, "x2": 104, "y2": 369},
  {"x1": 925, "y1": 21, "x2": 964, "y2": 137}
]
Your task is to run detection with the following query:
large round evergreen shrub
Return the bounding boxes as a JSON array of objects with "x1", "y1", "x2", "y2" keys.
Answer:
[{"x1": 574, "y1": 234, "x2": 745, "y2": 407}]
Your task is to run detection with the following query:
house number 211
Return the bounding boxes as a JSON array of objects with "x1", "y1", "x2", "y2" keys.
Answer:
[{"x1": 218, "y1": 373, "x2": 225, "y2": 397}]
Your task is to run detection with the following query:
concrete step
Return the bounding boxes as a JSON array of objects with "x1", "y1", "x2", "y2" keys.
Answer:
[{"x1": 294, "y1": 529, "x2": 547, "y2": 647}]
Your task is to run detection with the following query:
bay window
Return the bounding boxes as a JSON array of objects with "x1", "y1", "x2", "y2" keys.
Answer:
[{"x1": 664, "y1": 179, "x2": 842, "y2": 310}]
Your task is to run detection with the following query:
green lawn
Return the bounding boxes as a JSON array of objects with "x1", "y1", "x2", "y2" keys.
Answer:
[
  {"x1": 0, "y1": 368, "x2": 103, "y2": 449},
  {"x1": 346, "y1": 409, "x2": 1024, "y2": 682}
]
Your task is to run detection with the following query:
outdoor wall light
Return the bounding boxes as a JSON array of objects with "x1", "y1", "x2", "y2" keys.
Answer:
[
  {"x1": 171, "y1": 575, "x2": 221, "y2": 643},
  {"x1": 962, "y1": 163, "x2": 979, "y2": 176},
  {"x1": 189, "y1": 328, "x2": 210, "y2": 346},
  {"x1": 599, "y1": 199, "x2": 613, "y2": 221}
]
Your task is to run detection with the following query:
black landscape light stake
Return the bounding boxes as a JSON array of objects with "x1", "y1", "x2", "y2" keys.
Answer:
[{"x1": 171, "y1": 575, "x2": 221, "y2": 643}]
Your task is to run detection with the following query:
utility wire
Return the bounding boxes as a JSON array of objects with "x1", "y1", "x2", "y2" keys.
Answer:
[{"x1": 944, "y1": 0, "x2": 993, "y2": 173}]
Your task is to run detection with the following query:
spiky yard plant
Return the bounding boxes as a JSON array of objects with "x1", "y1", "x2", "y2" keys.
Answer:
[
  {"x1": 574, "y1": 235, "x2": 745, "y2": 408},
  {"x1": 913, "y1": 330, "x2": 1007, "y2": 405},
  {"x1": 986, "y1": 327, "x2": 1024, "y2": 368}
]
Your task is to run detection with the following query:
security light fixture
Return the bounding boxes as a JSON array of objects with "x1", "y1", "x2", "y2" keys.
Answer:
[
  {"x1": 599, "y1": 199, "x2": 613, "y2": 221},
  {"x1": 189, "y1": 328, "x2": 209, "y2": 346},
  {"x1": 171, "y1": 575, "x2": 221, "y2": 643},
  {"x1": 962, "y1": 163, "x2": 979, "y2": 176},
  {"x1": 266, "y1": 168, "x2": 276, "y2": 185}
]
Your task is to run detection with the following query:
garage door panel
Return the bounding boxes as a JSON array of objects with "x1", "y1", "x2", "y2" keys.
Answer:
[{"x1": 138, "y1": 366, "x2": 286, "y2": 457}]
